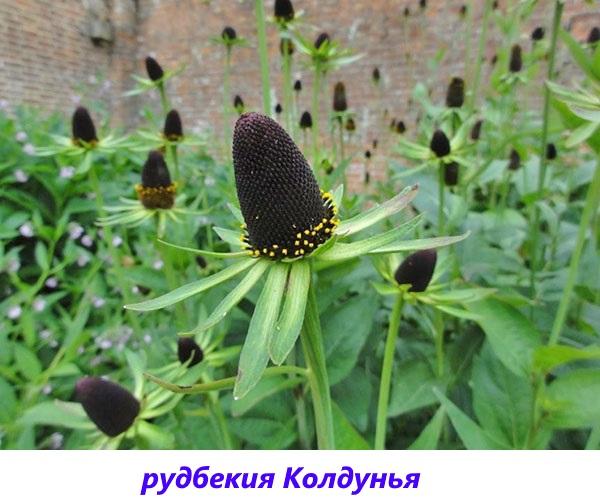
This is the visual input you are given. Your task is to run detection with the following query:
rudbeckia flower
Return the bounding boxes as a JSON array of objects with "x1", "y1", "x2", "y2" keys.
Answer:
[{"x1": 126, "y1": 113, "x2": 467, "y2": 399}]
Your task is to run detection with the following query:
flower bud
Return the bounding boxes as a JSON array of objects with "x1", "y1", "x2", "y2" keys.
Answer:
[
  {"x1": 394, "y1": 249, "x2": 437, "y2": 293},
  {"x1": 588, "y1": 27, "x2": 600, "y2": 45},
  {"x1": 365, "y1": 150, "x2": 371, "y2": 159},
  {"x1": 234, "y1": 95, "x2": 245, "y2": 114},
  {"x1": 145, "y1": 56, "x2": 164, "y2": 81},
  {"x1": 531, "y1": 27, "x2": 545, "y2": 41},
  {"x1": 430, "y1": 129, "x2": 451, "y2": 158},
  {"x1": 372, "y1": 67, "x2": 381, "y2": 84},
  {"x1": 345, "y1": 117, "x2": 356, "y2": 132},
  {"x1": 395, "y1": 120, "x2": 406, "y2": 134},
  {"x1": 333, "y1": 82, "x2": 348, "y2": 112},
  {"x1": 508, "y1": 149, "x2": 521, "y2": 171},
  {"x1": 471, "y1": 119, "x2": 483, "y2": 141},
  {"x1": 294, "y1": 79, "x2": 302, "y2": 92},
  {"x1": 275, "y1": 103, "x2": 283, "y2": 115},
  {"x1": 546, "y1": 143, "x2": 557, "y2": 160},
  {"x1": 509, "y1": 44, "x2": 522, "y2": 73},
  {"x1": 280, "y1": 38, "x2": 294, "y2": 56},
  {"x1": 177, "y1": 337, "x2": 204, "y2": 366},
  {"x1": 71, "y1": 107, "x2": 98, "y2": 145},
  {"x1": 446, "y1": 77, "x2": 465, "y2": 108},
  {"x1": 314, "y1": 32, "x2": 330, "y2": 49},
  {"x1": 274, "y1": 0, "x2": 295, "y2": 22},
  {"x1": 222, "y1": 26, "x2": 237, "y2": 42},
  {"x1": 444, "y1": 162, "x2": 459, "y2": 186},
  {"x1": 163, "y1": 109, "x2": 183, "y2": 141},
  {"x1": 299, "y1": 111, "x2": 313, "y2": 129},
  {"x1": 75, "y1": 377, "x2": 140, "y2": 437},
  {"x1": 136, "y1": 150, "x2": 176, "y2": 209},
  {"x1": 419, "y1": 0, "x2": 427, "y2": 10}
]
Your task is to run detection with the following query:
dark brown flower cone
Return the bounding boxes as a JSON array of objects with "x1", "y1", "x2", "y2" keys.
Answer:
[
  {"x1": 145, "y1": 56, "x2": 164, "y2": 81},
  {"x1": 333, "y1": 82, "x2": 348, "y2": 112},
  {"x1": 471, "y1": 120, "x2": 483, "y2": 141},
  {"x1": 136, "y1": 150, "x2": 176, "y2": 209},
  {"x1": 75, "y1": 377, "x2": 140, "y2": 437},
  {"x1": 546, "y1": 143, "x2": 557, "y2": 160},
  {"x1": 430, "y1": 129, "x2": 451, "y2": 158},
  {"x1": 394, "y1": 249, "x2": 437, "y2": 293},
  {"x1": 508, "y1": 149, "x2": 521, "y2": 171},
  {"x1": 71, "y1": 106, "x2": 98, "y2": 145},
  {"x1": 299, "y1": 111, "x2": 313, "y2": 129},
  {"x1": 446, "y1": 77, "x2": 465, "y2": 108},
  {"x1": 222, "y1": 26, "x2": 237, "y2": 42},
  {"x1": 509, "y1": 44, "x2": 523, "y2": 73},
  {"x1": 163, "y1": 109, "x2": 183, "y2": 141},
  {"x1": 314, "y1": 32, "x2": 330, "y2": 49},
  {"x1": 274, "y1": 0, "x2": 295, "y2": 22},
  {"x1": 444, "y1": 162, "x2": 459, "y2": 186},
  {"x1": 177, "y1": 337, "x2": 204, "y2": 366}
]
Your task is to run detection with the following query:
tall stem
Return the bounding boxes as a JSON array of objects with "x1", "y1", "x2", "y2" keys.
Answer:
[
  {"x1": 300, "y1": 279, "x2": 334, "y2": 449},
  {"x1": 549, "y1": 159, "x2": 600, "y2": 346},
  {"x1": 223, "y1": 48, "x2": 232, "y2": 155},
  {"x1": 375, "y1": 295, "x2": 404, "y2": 450},
  {"x1": 467, "y1": 0, "x2": 491, "y2": 111},
  {"x1": 281, "y1": 40, "x2": 294, "y2": 134},
  {"x1": 529, "y1": 0, "x2": 564, "y2": 296},
  {"x1": 338, "y1": 119, "x2": 345, "y2": 161},
  {"x1": 255, "y1": 0, "x2": 271, "y2": 115},
  {"x1": 311, "y1": 67, "x2": 322, "y2": 167},
  {"x1": 438, "y1": 164, "x2": 445, "y2": 233},
  {"x1": 158, "y1": 83, "x2": 170, "y2": 116}
]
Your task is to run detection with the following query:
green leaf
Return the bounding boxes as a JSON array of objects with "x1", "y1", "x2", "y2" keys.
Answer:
[
  {"x1": 19, "y1": 401, "x2": 93, "y2": 430},
  {"x1": 125, "y1": 258, "x2": 256, "y2": 311},
  {"x1": 234, "y1": 264, "x2": 289, "y2": 399},
  {"x1": 337, "y1": 185, "x2": 418, "y2": 236},
  {"x1": 189, "y1": 260, "x2": 269, "y2": 334},
  {"x1": 388, "y1": 359, "x2": 442, "y2": 416},
  {"x1": 270, "y1": 261, "x2": 311, "y2": 365},
  {"x1": 409, "y1": 407, "x2": 445, "y2": 450},
  {"x1": 559, "y1": 28, "x2": 598, "y2": 81},
  {"x1": 466, "y1": 298, "x2": 542, "y2": 377},
  {"x1": 214, "y1": 226, "x2": 245, "y2": 248},
  {"x1": 369, "y1": 232, "x2": 470, "y2": 254},
  {"x1": 434, "y1": 388, "x2": 508, "y2": 449},
  {"x1": 332, "y1": 402, "x2": 370, "y2": 450},
  {"x1": 544, "y1": 369, "x2": 600, "y2": 429},
  {"x1": 0, "y1": 377, "x2": 17, "y2": 423},
  {"x1": 231, "y1": 376, "x2": 302, "y2": 417},
  {"x1": 565, "y1": 121, "x2": 599, "y2": 148},
  {"x1": 534, "y1": 345, "x2": 600, "y2": 373},
  {"x1": 157, "y1": 239, "x2": 248, "y2": 259},
  {"x1": 136, "y1": 421, "x2": 175, "y2": 449},
  {"x1": 13, "y1": 344, "x2": 42, "y2": 381}
]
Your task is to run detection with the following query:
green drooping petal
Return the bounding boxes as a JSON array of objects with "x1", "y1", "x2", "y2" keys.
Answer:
[
  {"x1": 234, "y1": 263, "x2": 289, "y2": 400},
  {"x1": 337, "y1": 184, "x2": 418, "y2": 237},
  {"x1": 125, "y1": 257, "x2": 256, "y2": 311},
  {"x1": 157, "y1": 239, "x2": 248, "y2": 259},
  {"x1": 270, "y1": 260, "x2": 311, "y2": 365},
  {"x1": 214, "y1": 226, "x2": 246, "y2": 248},
  {"x1": 368, "y1": 232, "x2": 470, "y2": 254},
  {"x1": 316, "y1": 216, "x2": 422, "y2": 262},
  {"x1": 186, "y1": 260, "x2": 270, "y2": 334}
]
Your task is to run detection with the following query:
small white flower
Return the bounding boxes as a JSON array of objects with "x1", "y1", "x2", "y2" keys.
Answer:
[
  {"x1": 68, "y1": 222, "x2": 84, "y2": 240},
  {"x1": 0, "y1": 99, "x2": 9, "y2": 111},
  {"x1": 7, "y1": 259, "x2": 20, "y2": 273},
  {"x1": 14, "y1": 169, "x2": 28, "y2": 183},
  {"x1": 204, "y1": 176, "x2": 216, "y2": 187},
  {"x1": 88, "y1": 75, "x2": 97, "y2": 85},
  {"x1": 19, "y1": 222, "x2": 34, "y2": 238},
  {"x1": 87, "y1": 192, "x2": 97, "y2": 200},
  {"x1": 81, "y1": 234, "x2": 93, "y2": 247},
  {"x1": 112, "y1": 235, "x2": 123, "y2": 247},
  {"x1": 7, "y1": 305, "x2": 22, "y2": 320},
  {"x1": 33, "y1": 297, "x2": 46, "y2": 312},
  {"x1": 131, "y1": 285, "x2": 140, "y2": 294},
  {"x1": 92, "y1": 296, "x2": 106, "y2": 308},
  {"x1": 59, "y1": 166, "x2": 75, "y2": 179},
  {"x1": 70, "y1": 94, "x2": 82, "y2": 105},
  {"x1": 143, "y1": 334, "x2": 152, "y2": 344},
  {"x1": 42, "y1": 384, "x2": 52, "y2": 395},
  {"x1": 49, "y1": 432, "x2": 64, "y2": 450},
  {"x1": 22, "y1": 143, "x2": 36, "y2": 156},
  {"x1": 77, "y1": 346, "x2": 85, "y2": 355},
  {"x1": 15, "y1": 131, "x2": 27, "y2": 142},
  {"x1": 152, "y1": 259, "x2": 164, "y2": 270},
  {"x1": 45, "y1": 277, "x2": 58, "y2": 288},
  {"x1": 77, "y1": 253, "x2": 90, "y2": 267},
  {"x1": 50, "y1": 340, "x2": 58, "y2": 348},
  {"x1": 40, "y1": 329, "x2": 52, "y2": 340},
  {"x1": 98, "y1": 339, "x2": 112, "y2": 350}
]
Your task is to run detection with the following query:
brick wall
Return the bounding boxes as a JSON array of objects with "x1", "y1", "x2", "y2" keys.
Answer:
[{"x1": 1, "y1": 0, "x2": 598, "y2": 168}]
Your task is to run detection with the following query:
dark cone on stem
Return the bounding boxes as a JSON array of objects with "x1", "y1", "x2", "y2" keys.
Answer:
[
  {"x1": 531, "y1": 27, "x2": 545, "y2": 41},
  {"x1": 345, "y1": 117, "x2": 356, "y2": 132},
  {"x1": 546, "y1": 143, "x2": 557, "y2": 160},
  {"x1": 395, "y1": 120, "x2": 406, "y2": 134},
  {"x1": 136, "y1": 150, "x2": 176, "y2": 209},
  {"x1": 459, "y1": 4, "x2": 467, "y2": 18},
  {"x1": 446, "y1": 77, "x2": 465, "y2": 108},
  {"x1": 372, "y1": 67, "x2": 381, "y2": 84},
  {"x1": 333, "y1": 82, "x2": 348, "y2": 112},
  {"x1": 294, "y1": 79, "x2": 302, "y2": 92},
  {"x1": 145, "y1": 56, "x2": 164, "y2": 81},
  {"x1": 280, "y1": 38, "x2": 294, "y2": 56},
  {"x1": 314, "y1": 32, "x2": 330, "y2": 49},
  {"x1": 75, "y1": 377, "x2": 140, "y2": 437},
  {"x1": 509, "y1": 44, "x2": 523, "y2": 72},
  {"x1": 163, "y1": 109, "x2": 183, "y2": 141},
  {"x1": 404, "y1": 7, "x2": 410, "y2": 17},
  {"x1": 588, "y1": 27, "x2": 600, "y2": 45},
  {"x1": 471, "y1": 119, "x2": 483, "y2": 141},
  {"x1": 233, "y1": 113, "x2": 338, "y2": 259},
  {"x1": 365, "y1": 150, "x2": 371, "y2": 159},
  {"x1": 419, "y1": 0, "x2": 427, "y2": 10},
  {"x1": 274, "y1": 0, "x2": 295, "y2": 22},
  {"x1": 72, "y1": 106, "x2": 98, "y2": 146},
  {"x1": 234, "y1": 95, "x2": 245, "y2": 114},
  {"x1": 508, "y1": 149, "x2": 521, "y2": 171},
  {"x1": 299, "y1": 111, "x2": 313, "y2": 129},
  {"x1": 394, "y1": 249, "x2": 437, "y2": 293},
  {"x1": 177, "y1": 337, "x2": 204, "y2": 366},
  {"x1": 430, "y1": 129, "x2": 451, "y2": 158},
  {"x1": 444, "y1": 162, "x2": 459, "y2": 186},
  {"x1": 275, "y1": 103, "x2": 283, "y2": 115},
  {"x1": 222, "y1": 26, "x2": 237, "y2": 42}
]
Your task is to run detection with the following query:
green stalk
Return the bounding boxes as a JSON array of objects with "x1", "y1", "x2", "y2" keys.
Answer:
[
  {"x1": 255, "y1": 0, "x2": 271, "y2": 115},
  {"x1": 338, "y1": 119, "x2": 345, "y2": 161},
  {"x1": 374, "y1": 294, "x2": 404, "y2": 450},
  {"x1": 548, "y1": 159, "x2": 600, "y2": 346},
  {"x1": 281, "y1": 39, "x2": 294, "y2": 134},
  {"x1": 467, "y1": 0, "x2": 492, "y2": 110},
  {"x1": 301, "y1": 279, "x2": 335, "y2": 449},
  {"x1": 288, "y1": 347, "x2": 311, "y2": 449},
  {"x1": 529, "y1": 0, "x2": 564, "y2": 296},
  {"x1": 438, "y1": 164, "x2": 445, "y2": 233},
  {"x1": 88, "y1": 166, "x2": 142, "y2": 333},
  {"x1": 311, "y1": 67, "x2": 322, "y2": 167},
  {"x1": 158, "y1": 83, "x2": 170, "y2": 115},
  {"x1": 223, "y1": 48, "x2": 232, "y2": 155}
]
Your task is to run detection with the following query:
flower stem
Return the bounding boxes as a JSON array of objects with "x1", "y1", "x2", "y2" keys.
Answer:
[
  {"x1": 438, "y1": 164, "x2": 445, "y2": 233},
  {"x1": 281, "y1": 40, "x2": 294, "y2": 134},
  {"x1": 549, "y1": 158, "x2": 600, "y2": 346},
  {"x1": 467, "y1": 0, "x2": 492, "y2": 110},
  {"x1": 255, "y1": 0, "x2": 271, "y2": 115},
  {"x1": 301, "y1": 279, "x2": 335, "y2": 449},
  {"x1": 158, "y1": 82, "x2": 170, "y2": 116},
  {"x1": 223, "y1": 48, "x2": 232, "y2": 155},
  {"x1": 374, "y1": 294, "x2": 404, "y2": 450},
  {"x1": 311, "y1": 67, "x2": 322, "y2": 168},
  {"x1": 529, "y1": 0, "x2": 563, "y2": 297}
]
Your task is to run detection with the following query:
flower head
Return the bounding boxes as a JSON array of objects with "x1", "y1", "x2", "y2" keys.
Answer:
[
  {"x1": 233, "y1": 113, "x2": 338, "y2": 259},
  {"x1": 531, "y1": 27, "x2": 545, "y2": 41},
  {"x1": 587, "y1": 27, "x2": 600, "y2": 45},
  {"x1": 234, "y1": 95, "x2": 245, "y2": 114},
  {"x1": 333, "y1": 82, "x2": 348, "y2": 112},
  {"x1": 178, "y1": 337, "x2": 204, "y2": 366},
  {"x1": 394, "y1": 249, "x2": 437, "y2": 293},
  {"x1": 163, "y1": 109, "x2": 183, "y2": 141},
  {"x1": 446, "y1": 77, "x2": 465, "y2": 108},
  {"x1": 444, "y1": 162, "x2": 459, "y2": 186},
  {"x1": 546, "y1": 143, "x2": 557, "y2": 160},
  {"x1": 222, "y1": 26, "x2": 237, "y2": 42},
  {"x1": 294, "y1": 79, "x2": 302, "y2": 92},
  {"x1": 372, "y1": 67, "x2": 381, "y2": 84},
  {"x1": 471, "y1": 119, "x2": 483, "y2": 141},
  {"x1": 71, "y1": 107, "x2": 98, "y2": 146},
  {"x1": 280, "y1": 37, "x2": 294, "y2": 56},
  {"x1": 75, "y1": 377, "x2": 140, "y2": 437},
  {"x1": 509, "y1": 44, "x2": 523, "y2": 73},
  {"x1": 275, "y1": 103, "x2": 283, "y2": 115},
  {"x1": 430, "y1": 129, "x2": 451, "y2": 158},
  {"x1": 136, "y1": 150, "x2": 176, "y2": 209},
  {"x1": 314, "y1": 32, "x2": 330, "y2": 49},
  {"x1": 508, "y1": 149, "x2": 521, "y2": 171},
  {"x1": 345, "y1": 117, "x2": 356, "y2": 132},
  {"x1": 145, "y1": 56, "x2": 164, "y2": 81},
  {"x1": 299, "y1": 111, "x2": 313, "y2": 129},
  {"x1": 274, "y1": 0, "x2": 295, "y2": 23}
]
